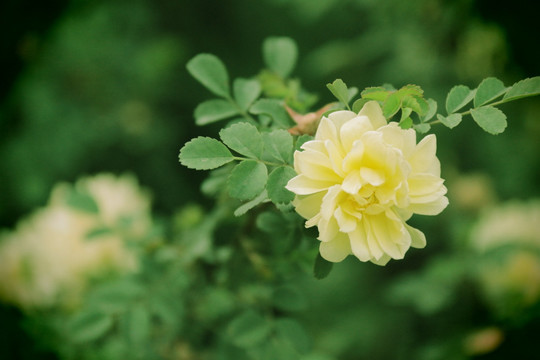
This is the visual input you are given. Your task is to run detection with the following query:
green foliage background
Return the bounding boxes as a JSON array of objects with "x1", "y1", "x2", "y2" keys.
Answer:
[{"x1": 1, "y1": 0, "x2": 539, "y2": 359}]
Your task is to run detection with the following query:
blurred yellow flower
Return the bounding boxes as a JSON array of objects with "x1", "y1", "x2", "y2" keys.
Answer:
[
  {"x1": 0, "y1": 174, "x2": 152, "y2": 309},
  {"x1": 471, "y1": 200, "x2": 540, "y2": 311},
  {"x1": 286, "y1": 101, "x2": 448, "y2": 265}
]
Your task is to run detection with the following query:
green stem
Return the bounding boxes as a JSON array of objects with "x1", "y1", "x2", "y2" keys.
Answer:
[{"x1": 426, "y1": 98, "x2": 511, "y2": 126}]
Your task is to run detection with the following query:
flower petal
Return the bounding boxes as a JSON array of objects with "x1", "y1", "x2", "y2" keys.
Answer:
[
  {"x1": 292, "y1": 192, "x2": 325, "y2": 220},
  {"x1": 319, "y1": 232, "x2": 351, "y2": 262},
  {"x1": 286, "y1": 175, "x2": 334, "y2": 195},
  {"x1": 358, "y1": 101, "x2": 387, "y2": 129},
  {"x1": 339, "y1": 115, "x2": 373, "y2": 152}
]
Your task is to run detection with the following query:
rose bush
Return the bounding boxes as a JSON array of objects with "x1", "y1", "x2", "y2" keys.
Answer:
[{"x1": 286, "y1": 101, "x2": 448, "y2": 265}]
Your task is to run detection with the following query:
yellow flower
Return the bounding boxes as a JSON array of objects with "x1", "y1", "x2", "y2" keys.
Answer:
[
  {"x1": 0, "y1": 173, "x2": 151, "y2": 309},
  {"x1": 286, "y1": 101, "x2": 448, "y2": 265}
]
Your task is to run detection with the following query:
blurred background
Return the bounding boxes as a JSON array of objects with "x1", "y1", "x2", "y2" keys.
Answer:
[{"x1": 1, "y1": 0, "x2": 539, "y2": 359}]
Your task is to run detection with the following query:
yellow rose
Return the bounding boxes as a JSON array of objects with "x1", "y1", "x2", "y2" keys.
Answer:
[{"x1": 286, "y1": 101, "x2": 448, "y2": 265}]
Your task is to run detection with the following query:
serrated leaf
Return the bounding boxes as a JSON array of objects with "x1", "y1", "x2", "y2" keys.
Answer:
[
  {"x1": 398, "y1": 84, "x2": 424, "y2": 97},
  {"x1": 502, "y1": 76, "x2": 540, "y2": 102},
  {"x1": 470, "y1": 106, "x2": 507, "y2": 135},
  {"x1": 414, "y1": 123, "x2": 431, "y2": 134},
  {"x1": 474, "y1": 77, "x2": 507, "y2": 107},
  {"x1": 361, "y1": 87, "x2": 389, "y2": 101},
  {"x1": 249, "y1": 99, "x2": 292, "y2": 128},
  {"x1": 227, "y1": 310, "x2": 271, "y2": 348},
  {"x1": 186, "y1": 54, "x2": 230, "y2": 97},
  {"x1": 228, "y1": 161, "x2": 268, "y2": 200},
  {"x1": 352, "y1": 98, "x2": 370, "y2": 113},
  {"x1": 446, "y1": 85, "x2": 475, "y2": 114},
  {"x1": 314, "y1": 252, "x2": 333, "y2": 279},
  {"x1": 179, "y1": 137, "x2": 235, "y2": 170},
  {"x1": 382, "y1": 92, "x2": 401, "y2": 118},
  {"x1": 234, "y1": 190, "x2": 268, "y2": 216},
  {"x1": 326, "y1": 79, "x2": 350, "y2": 106},
  {"x1": 402, "y1": 95, "x2": 428, "y2": 116},
  {"x1": 220, "y1": 122, "x2": 263, "y2": 158},
  {"x1": 263, "y1": 37, "x2": 298, "y2": 78},
  {"x1": 262, "y1": 129, "x2": 293, "y2": 164},
  {"x1": 194, "y1": 99, "x2": 239, "y2": 125},
  {"x1": 267, "y1": 166, "x2": 296, "y2": 204},
  {"x1": 234, "y1": 78, "x2": 261, "y2": 110},
  {"x1": 437, "y1": 113, "x2": 462, "y2": 129},
  {"x1": 69, "y1": 312, "x2": 113, "y2": 343},
  {"x1": 421, "y1": 98, "x2": 437, "y2": 122}
]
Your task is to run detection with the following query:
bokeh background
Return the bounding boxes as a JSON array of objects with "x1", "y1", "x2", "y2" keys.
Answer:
[{"x1": 1, "y1": 0, "x2": 539, "y2": 359}]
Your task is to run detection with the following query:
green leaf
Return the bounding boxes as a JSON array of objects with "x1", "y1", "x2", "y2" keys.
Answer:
[
  {"x1": 421, "y1": 98, "x2": 437, "y2": 122},
  {"x1": 398, "y1": 84, "x2": 424, "y2": 98},
  {"x1": 186, "y1": 54, "x2": 230, "y2": 97},
  {"x1": 220, "y1": 122, "x2": 263, "y2": 158},
  {"x1": 437, "y1": 113, "x2": 462, "y2": 129},
  {"x1": 326, "y1": 79, "x2": 350, "y2": 106},
  {"x1": 262, "y1": 129, "x2": 293, "y2": 164},
  {"x1": 69, "y1": 312, "x2": 113, "y2": 343},
  {"x1": 234, "y1": 78, "x2": 261, "y2": 110},
  {"x1": 399, "y1": 117, "x2": 413, "y2": 129},
  {"x1": 127, "y1": 304, "x2": 151, "y2": 344},
  {"x1": 267, "y1": 166, "x2": 296, "y2": 204},
  {"x1": 446, "y1": 85, "x2": 475, "y2": 114},
  {"x1": 263, "y1": 37, "x2": 298, "y2": 78},
  {"x1": 194, "y1": 99, "x2": 239, "y2": 125},
  {"x1": 179, "y1": 137, "x2": 235, "y2": 170},
  {"x1": 474, "y1": 77, "x2": 507, "y2": 107},
  {"x1": 347, "y1": 87, "x2": 359, "y2": 102},
  {"x1": 352, "y1": 98, "x2": 370, "y2": 113},
  {"x1": 502, "y1": 76, "x2": 540, "y2": 102},
  {"x1": 250, "y1": 99, "x2": 292, "y2": 128},
  {"x1": 227, "y1": 310, "x2": 271, "y2": 348},
  {"x1": 314, "y1": 252, "x2": 333, "y2": 279},
  {"x1": 294, "y1": 134, "x2": 313, "y2": 151},
  {"x1": 470, "y1": 106, "x2": 507, "y2": 135},
  {"x1": 228, "y1": 161, "x2": 268, "y2": 200},
  {"x1": 402, "y1": 95, "x2": 428, "y2": 116},
  {"x1": 67, "y1": 189, "x2": 99, "y2": 213},
  {"x1": 360, "y1": 87, "x2": 389, "y2": 101},
  {"x1": 234, "y1": 190, "x2": 268, "y2": 217},
  {"x1": 382, "y1": 92, "x2": 401, "y2": 118},
  {"x1": 414, "y1": 123, "x2": 431, "y2": 134}
]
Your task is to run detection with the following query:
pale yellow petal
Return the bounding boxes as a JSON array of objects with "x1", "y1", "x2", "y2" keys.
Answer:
[
  {"x1": 360, "y1": 167, "x2": 385, "y2": 186},
  {"x1": 368, "y1": 212, "x2": 409, "y2": 260},
  {"x1": 406, "y1": 224, "x2": 427, "y2": 249},
  {"x1": 407, "y1": 195, "x2": 449, "y2": 215},
  {"x1": 342, "y1": 171, "x2": 363, "y2": 194},
  {"x1": 319, "y1": 232, "x2": 351, "y2": 262},
  {"x1": 380, "y1": 123, "x2": 416, "y2": 157},
  {"x1": 358, "y1": 101, "x2": 387, "y2": 129},
  {"x1": 334, "y1": 207, "x2": 357, "y2": 233},
  {"x1": 348, "y1": 225, "x2": 372, "y2": 262},
  {"x1": 315, "y1": 117, "x2": 338, "y2": 142},
  {"x1": 409, "y1": 134, "x2": 439, "y2": 175},
  {"x1": 327, "y1": 110, "x2": 357, "y2": 130},
  {"x1": 292, "y1": 192, "x2": 325, "y2": 220},
  {"x1": 295, "y1": 151, "x2": 342, "y2": 182},
  {"x1": 370, "y1": 254, "x2": 391, "y2": 266},
  {"x1": 339, "y1": 115, "x2": 373, "y2": 152},
  {"x1": 286, "y1": 175, "x2": 334, "y2": 195},
  {"x1": 317, "y1": 216, "x2": 339, "y2": 242}
]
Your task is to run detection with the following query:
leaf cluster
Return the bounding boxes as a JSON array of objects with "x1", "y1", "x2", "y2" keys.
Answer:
[
  {"x1": 327, "y1": 79, "x2": 436, "y2": 133},
  {"x1": 436, "y1": 76, "x2": 540, "y2": 134}
]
